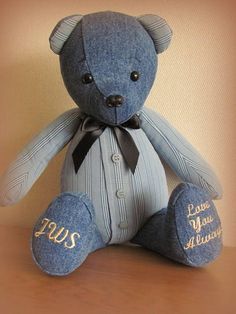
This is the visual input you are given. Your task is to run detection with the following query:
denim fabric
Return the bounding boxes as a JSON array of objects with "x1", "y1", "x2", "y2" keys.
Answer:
[
  {"x1": 131, "y1": 183, "x2": 222, "y2": 267},
  {"x1": 31, "y1": 192, "x2": 105, "y2": 276},
  {"x1": 60, "y1": 11, "x2": 157, "y2": 125},
  {"x1": 0, "y1": 10, "x2": 224, "y2": 273},
  {"x1": 49, "y1": 13, "x2": 172, "y2": 55}
]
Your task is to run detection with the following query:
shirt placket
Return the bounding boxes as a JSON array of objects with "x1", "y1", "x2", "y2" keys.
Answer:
[{"x1": 99, "y1": 128, "x2": 129, "y2": 243}]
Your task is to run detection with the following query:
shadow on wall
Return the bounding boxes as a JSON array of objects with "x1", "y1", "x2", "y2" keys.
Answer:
[{"x1": 1, "y1": 54, "x2": 73, "y2": 160}]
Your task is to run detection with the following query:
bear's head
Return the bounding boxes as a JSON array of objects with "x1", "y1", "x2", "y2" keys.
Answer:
[{"x1": 50, "y1": 11, "x2": 172, "y2": 125}]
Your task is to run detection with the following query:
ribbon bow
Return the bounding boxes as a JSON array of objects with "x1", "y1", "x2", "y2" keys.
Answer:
[{"x1": 72, "y1": 114, "x2": 141, "y2": 174}]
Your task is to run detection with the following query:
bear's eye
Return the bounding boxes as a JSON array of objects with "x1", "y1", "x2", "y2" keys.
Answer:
[
  {"x1": 82, "y1": 73, "x2": 93, "y2": 84},
  {"x1": 130, "y1": 71, "x2": 140, "y2": 82}
]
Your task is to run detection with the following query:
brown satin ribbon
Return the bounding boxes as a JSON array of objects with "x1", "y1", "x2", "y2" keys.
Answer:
[{"x1": 72, "y1": 115, "x2": 140, "y2": 174}]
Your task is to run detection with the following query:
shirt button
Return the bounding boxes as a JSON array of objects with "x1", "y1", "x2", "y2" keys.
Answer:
[
  {"x1": 116, "y1": 189, "x2": 125, "y2": 199},
  {"x1": 111, "y1": 153, "x2": 121, "y2": 163},
  {"x1": 118, "y1": 221, "x2": 129, "y2": 229}
]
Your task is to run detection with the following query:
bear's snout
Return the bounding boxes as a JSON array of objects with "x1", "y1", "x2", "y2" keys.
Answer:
[{"x1": 106, "y1": 95, "x2": 124, "y2": 108}]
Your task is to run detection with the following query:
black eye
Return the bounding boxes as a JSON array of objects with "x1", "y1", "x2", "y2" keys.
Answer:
[
  {"x1": 82, "y1": 73, "x2": 93, "y2": 84},
  {"x1": 130, "y1": 71, "x2": 140, "y2": 81}
]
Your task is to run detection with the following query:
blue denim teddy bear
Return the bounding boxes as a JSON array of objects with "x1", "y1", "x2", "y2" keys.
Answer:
[{"x1": 0, "y1": 11, "x2": 223, "y2": 275}]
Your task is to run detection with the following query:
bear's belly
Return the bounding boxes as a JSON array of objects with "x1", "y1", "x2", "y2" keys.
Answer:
[{"x1": 61, "y1": 127, "x2": 168, "y2": 244}]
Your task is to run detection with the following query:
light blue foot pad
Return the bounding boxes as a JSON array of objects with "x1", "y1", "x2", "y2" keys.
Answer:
[
  {"x1": 131, "y1": 183, "x2": 222, "y2": 267},
  {"x1": 170, "y1": 183, "x2": 223, "y2": 266},
  {"x1": 31, "y1": 192, "x2": 105, "y2": 276}
]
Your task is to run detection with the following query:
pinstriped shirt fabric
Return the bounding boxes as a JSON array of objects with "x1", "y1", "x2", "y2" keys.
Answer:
[
  {"x1": 0, "y1": 108, "x2": 81, "y2": 206},
  {"x1": 137, "y1": 15, "x2": 172, "y2": 54},
  {"x1": 61, "y1": 116, "x2": 168, "y2": 244},
  {"x1": 140, "y1": 108, "x2": 222, "y2": 199},
  {"x1": 0, "y1": 106, "x2": 222, "y2": 246},
  {"x1": 49, "y1": 15, "x2": 83, "y2": 54}
]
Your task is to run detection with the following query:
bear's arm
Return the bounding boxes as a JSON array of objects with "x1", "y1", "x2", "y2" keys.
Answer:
[
  {"x1": 140, "y1": 107, "x2": 222, "y2": 200},
  {"x1": 0, "y1": 108, "x2": 81, "y2": 206}
]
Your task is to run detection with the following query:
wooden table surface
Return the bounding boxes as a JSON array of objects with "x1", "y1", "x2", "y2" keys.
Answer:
[{"x1": 0, "y1": 225, "x2": 235, "y2": 314}]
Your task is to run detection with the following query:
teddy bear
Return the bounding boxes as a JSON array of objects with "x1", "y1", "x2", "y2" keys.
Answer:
[{"x1": 0, "y1": 11, "x2": 223, "y2": 276}]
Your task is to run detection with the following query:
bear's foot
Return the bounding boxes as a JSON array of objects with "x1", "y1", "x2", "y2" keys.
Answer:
[
  {"x1": 31, "y1": 192, "x2": 105, "y2": 276},
  {"x1": 131, "y1": 183, "x2": 223, "y2": 267}
]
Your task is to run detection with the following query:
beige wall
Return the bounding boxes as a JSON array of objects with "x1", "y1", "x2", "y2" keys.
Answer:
[{"x1": 0, "y1": 0, "x2": 235, "y2": 246}]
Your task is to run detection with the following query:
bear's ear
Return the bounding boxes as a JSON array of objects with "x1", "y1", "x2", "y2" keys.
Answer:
[
  {"x1": 137, "y1": 14, "x2": 172, "y2": 54},
  {"x1": 49, "y1": 14, "x2": 83, "y2": 54}
]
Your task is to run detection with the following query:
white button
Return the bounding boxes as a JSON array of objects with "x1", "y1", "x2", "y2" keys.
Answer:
[
  {"x1": 116, "y1": 189, "x2": 125, "y2": 199},
  {"x1": 118, "y1": 221, "x2": 129, "y2": 229},
  {"x1": 111, "y1": 153, "x2": 121, "y2": 163}
]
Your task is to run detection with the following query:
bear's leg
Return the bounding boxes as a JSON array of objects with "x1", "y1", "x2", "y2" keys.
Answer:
[
  {"x1": 31, "y1": 192, "x2": 105, "y2": 276},
  {"x1": 131, "y1": 183, "x2": 223, "y2": 267}
]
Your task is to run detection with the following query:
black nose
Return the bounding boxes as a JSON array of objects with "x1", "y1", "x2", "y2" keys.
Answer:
[{"x1": 106, "y1": 95, "x2": 124, "y2": 107}]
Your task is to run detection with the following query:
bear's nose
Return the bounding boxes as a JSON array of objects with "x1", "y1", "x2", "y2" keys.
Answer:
[{"x1": 106, "y1": 95, "x2": 124, "y2": 107}]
